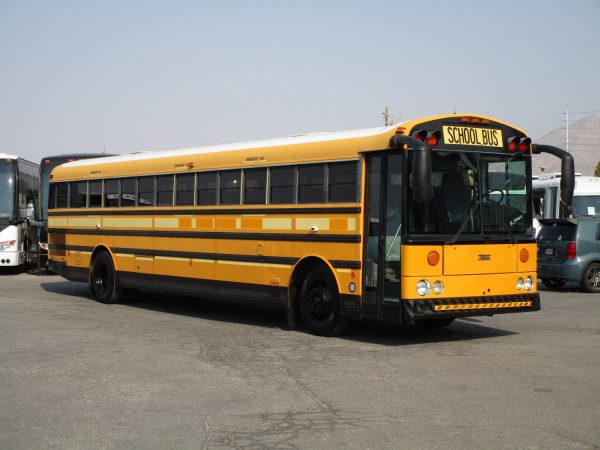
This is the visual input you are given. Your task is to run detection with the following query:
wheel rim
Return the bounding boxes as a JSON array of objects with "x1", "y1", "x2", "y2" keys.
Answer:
[
  {"x1": 94, "y1": 265, "x2": 109, "y2": 295},
  {"x1": 306, "y1": 281, "x2": 332, "y2": 320},
  {"x1": 587, "y1": 266, "x2": 600, "y2": 290}
]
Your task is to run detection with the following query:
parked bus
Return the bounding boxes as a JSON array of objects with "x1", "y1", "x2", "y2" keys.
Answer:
[
  {"x1": 533, "y1": 173, "x2": 600, "y2": 228},
  {"x1": 38, "y1": 153, "x2": 114, "y2": 268},
  {"x1": 47, "y1": 114, "x2": 574, "y2": 335},
  {"x1": 0, "y1": 153, "x2": 39, "y2": 270}
]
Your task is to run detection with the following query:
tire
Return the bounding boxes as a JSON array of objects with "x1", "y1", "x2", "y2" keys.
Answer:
[
  {"x1": 90, "y1": 251, "x2": 124, "y2": 304},
  {"x1": 299, "y1": 264, "x2": 350, "y2": 336},
  {"x1": 415, "y1": 318, "x2": 455, "y2": 329},
  {"x1": 581, "y1": 262, "x2": 600, "y2": 293},
  {"x1": 541, "y1": 277, "x2": 567, "y2": 290}
]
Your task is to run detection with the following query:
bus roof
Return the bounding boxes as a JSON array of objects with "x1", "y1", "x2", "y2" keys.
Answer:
[
  {"x1": 51, "y1": 113, "x2": 527, "y2": 181},
  {"x1": 41, "y1": 153, "x2": 116, "y2": 165},
  {"x1": 0, "y1": 153, "x2": 19, "y2": 160}
]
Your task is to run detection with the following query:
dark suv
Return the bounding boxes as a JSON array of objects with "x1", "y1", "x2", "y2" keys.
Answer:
[{"x1": 537, "y1": 218, "x2": 600, "y2": 293}]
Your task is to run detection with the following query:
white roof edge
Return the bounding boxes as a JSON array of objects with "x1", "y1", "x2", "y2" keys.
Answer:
[
  {"x1": 65, "y1": 123, "x2": 402, "y2": 168},
  {"x1": 0, "y1": 153, "x2": 19, "y2": 160}
]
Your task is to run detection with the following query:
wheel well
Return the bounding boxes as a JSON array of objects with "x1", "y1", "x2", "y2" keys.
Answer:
[
  {"x1": 90, "y1": 245, "x2": 111, "y2": 265},
  {"x1": 288, "y1": 257, "x2": 339, "y2": 323}
]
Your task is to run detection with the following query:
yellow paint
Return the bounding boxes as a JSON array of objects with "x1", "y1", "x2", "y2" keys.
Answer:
[
  {"x1": 154, "y1": 218, "x2": 179, "y2": 228},
  {"x1": 179, "y1": 218, "x2": 192, "y2": 228},
  {"x1": 68, "y1": 217, "x2": 100, "y2": 227},
  {"x1": 402, "y1": 245, "x2": 443, "y2": 277},
  {"x1": 443, "y1": 244, "x2": 516, "y2": 275},
  {"x1": 296, "y1": 218, "x2": 329, "y2": 231},
  {"x1": 241, "y1": 217, "x2": 262, "y2": 229},
  {"x1": 330, "y1": 218, "x2": 347, "y2": 231},
  {"x1": 518, "y1": 243, "x2": 537, "y2": 272},
  {"x1": 196, "y1": 218, "x2": 214, "y2": 229},
  {"x1": 402, "y1": 272, "x2": 537, "y2": 299},
  {"x1": 263, "y1": 218, "x2": 292, "y2": 230},
  {"x1": 48, "y1": 217, "x2": 68, "y2": 227},
  {"x1": 217, "y1": 218, "x2": 236, "y2": 229},
  {"x1": 103, "y1": 217, "x2": 153, "y2": 228}
]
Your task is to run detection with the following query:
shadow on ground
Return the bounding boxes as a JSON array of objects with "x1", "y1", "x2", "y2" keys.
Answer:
[{"x1": 40, "y1": 279, "x2": 518, "y2": 346}]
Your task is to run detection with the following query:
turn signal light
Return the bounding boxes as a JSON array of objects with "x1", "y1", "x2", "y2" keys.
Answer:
[
  {"x1": 520, "y1": 248, "x2": 529, "y2": 263},
  {"x1": 427, "y1": 250, "x2": 440, "y2": 266}
]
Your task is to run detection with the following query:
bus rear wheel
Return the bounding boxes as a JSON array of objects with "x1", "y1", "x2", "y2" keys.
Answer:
[
  {"x1": 90, "y1": 251, "x2": 124, "y2": 304},
  {"x1": 299, "y1": 264, "x2": 349, "y2": 336}
]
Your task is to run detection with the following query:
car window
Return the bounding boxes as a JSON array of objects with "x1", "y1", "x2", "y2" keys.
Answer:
[{"x1": 538, "y1": 224, "x2": 576, "y2": 241}]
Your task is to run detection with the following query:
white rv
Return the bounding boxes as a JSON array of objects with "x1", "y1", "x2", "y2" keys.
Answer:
[{"x1": 533, "y1": 173, "x2": 600, "y2": 233}]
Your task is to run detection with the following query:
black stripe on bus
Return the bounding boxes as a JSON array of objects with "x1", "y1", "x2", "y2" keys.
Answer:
[
  {"x1": 49, "y1": 244, "x2": 361, "y2": 270},
  {"x1": 47, "y1": 206, "x2": 361, "y2": 217},
  {"x1": 48, "y1": 228, "x2": 361, "y2": 243}
]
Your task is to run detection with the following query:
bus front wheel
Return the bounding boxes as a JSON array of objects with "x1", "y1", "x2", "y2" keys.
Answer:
[
  {"x1": 90, "y1": 251, "x2": 124, "y2": 304},
  {"x1": 299, "y1": 264, "x2": 349, "y2": 336}
]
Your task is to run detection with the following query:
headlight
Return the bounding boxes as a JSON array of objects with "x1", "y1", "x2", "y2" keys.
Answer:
[
  {"x1": 432, "y1": 280, "x2": 444, "y2": 294},
  {"x1": 525, "y1": 276, "x2": 534, "y2": 291},
  {"x1": 416, "y1": 280, "x2": 431, "y2": 296},
  {"x1": 0, "y1": 240, "x2": 16, "y2": 251},
  {"x1": 516, "y1": 278, "x2": 524, "y2": 290}
]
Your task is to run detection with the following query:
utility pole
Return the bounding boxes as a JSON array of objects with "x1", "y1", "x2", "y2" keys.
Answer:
[{"x1": 383, "y1": 106, "x2": 396, "y2": 126}]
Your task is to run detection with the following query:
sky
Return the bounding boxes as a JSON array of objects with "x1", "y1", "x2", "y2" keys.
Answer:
[{"x1": 1, "y1": 0, "x2": 599, "y2": 163}]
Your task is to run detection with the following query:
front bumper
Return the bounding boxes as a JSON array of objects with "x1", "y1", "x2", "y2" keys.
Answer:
[
  {"x1": 404, "y1": 293, "x2": 540, "y2": 321},
  {"x1": 0, "y1": 250, "x2": 21, "y2": 267}
]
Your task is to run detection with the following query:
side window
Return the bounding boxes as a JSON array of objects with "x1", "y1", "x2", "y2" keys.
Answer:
[
  {"x1": 197, "y1": 172, "x2": 217, "y2": 206},
  {"x1": 56, "y1": 183, "x2": 69, "y2": 209},
  {"x1": 157, "y1": 175, "x2": 173, "y2": 206},
  {"x1": 298, "y1": 164, "x2": 324, "y2": 203},
  {"x1": 48, "y1": 183, "x2": 57, "y2": 210},
  {"x1": 244, "y1": 168, "x2": 266, "y2": 204},
  {"x1": 220, "y1": 170, "x2": 241, "y2": 205},
  {"x1": 121, "y1": 178, "x2": 136, "y2": 207},
  {"x1": 89, "y1": 180, "x2": 102, "y2": 207},
  {"x1": 105, "y1": 179, "x2": 120, "y2": 207},
  {"x1": 269, "y1": 166, "x2": 295, "y2": 204},
  {"x1": 69, "y1": 181, "x2": 86, "y2": 208},
  {"x1": 138, "y1": 176, "x2": 155, "y2": 207},
  {"x1": 328, "y1": 161, "x2": 358, "y2": 202},
  {"x1": 176, "y1": 173, "x2": 195, "y2": 206}
]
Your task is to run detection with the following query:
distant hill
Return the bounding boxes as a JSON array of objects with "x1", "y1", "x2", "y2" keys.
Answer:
[{"x1": 532, "y1": 115, "x2": 600, "y2": 176}]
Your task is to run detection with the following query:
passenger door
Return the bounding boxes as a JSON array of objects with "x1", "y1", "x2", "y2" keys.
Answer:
[{"x1": 363, "y1": 152, "x2": 403, "y2": 320}]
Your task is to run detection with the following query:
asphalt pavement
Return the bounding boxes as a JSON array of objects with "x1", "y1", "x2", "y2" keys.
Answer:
[{"x1": 1, "y1": 271, "x2": 599, "y2": 449}]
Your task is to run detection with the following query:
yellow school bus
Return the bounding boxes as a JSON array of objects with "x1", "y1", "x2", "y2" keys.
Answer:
[{"x1": 47, "y1": 113, "x2": 574, "y2": 335}]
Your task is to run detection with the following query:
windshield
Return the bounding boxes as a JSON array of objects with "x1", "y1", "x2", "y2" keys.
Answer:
[
  {"x1": 0, "y1": 163, "x2": 16, "y2": 218},
  {"x1": 408, "y1": 150, "x2": 532, "y2": 238},
  {"x1": 572, "y1": 195, "x2": 600, "y2": 217}
]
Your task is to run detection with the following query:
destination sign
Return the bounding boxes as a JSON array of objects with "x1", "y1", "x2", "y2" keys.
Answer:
[{"x1": 443, "y1": 125, "x2": 503, "y2": 148}]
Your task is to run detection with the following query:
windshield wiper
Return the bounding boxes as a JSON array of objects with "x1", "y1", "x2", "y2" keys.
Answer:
[{"x1": 448, "y1": 199, "x2": 480, "y2": 245}]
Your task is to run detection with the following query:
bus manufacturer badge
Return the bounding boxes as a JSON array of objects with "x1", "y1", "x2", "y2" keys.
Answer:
[{"x1": 478, "y1": 254, "x2": 492, "y2": 261}]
